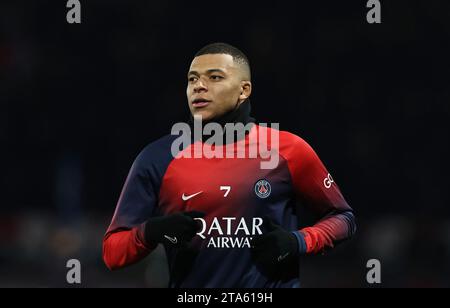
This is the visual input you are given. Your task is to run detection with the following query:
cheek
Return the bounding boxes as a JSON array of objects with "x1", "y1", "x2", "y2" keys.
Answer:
[
  {"x1": 216, "y1": 84, "x2": 240, "y2": 101},
  {"x1": 186, "y1": 85, "x2": 192, "y2": 97}
]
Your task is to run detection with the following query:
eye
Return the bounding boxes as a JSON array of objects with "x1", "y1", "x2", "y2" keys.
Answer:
[
  {"x1": 188, "y1": 76, "x2": 198, "y2": 83},
  {"x1": 210, "y1": 75, "x2": 223, "y2": 81}
]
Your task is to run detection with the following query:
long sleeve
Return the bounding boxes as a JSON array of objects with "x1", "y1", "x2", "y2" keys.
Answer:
[
  {"x1": 280, "y1": 132, "x2": 356, "y2": 255},
  {"x1": 103, "y1": 135, "x2": 178, "y2": 270},
  {"x1": 103, "y1": 225, "x2": 153, "y2": 270}
]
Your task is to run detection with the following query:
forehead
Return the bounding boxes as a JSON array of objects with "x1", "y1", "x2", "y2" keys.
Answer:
[{"x1": 189, "y1": 54, "x2": 236, "y2": 73}]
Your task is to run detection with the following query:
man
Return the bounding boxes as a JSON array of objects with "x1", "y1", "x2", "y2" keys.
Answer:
[{"x1": 103, "y1": 43, "x2": 356, "y2": 287}]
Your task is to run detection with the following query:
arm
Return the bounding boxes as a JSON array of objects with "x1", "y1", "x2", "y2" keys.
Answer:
[
  {"x1": 298, "y1": 210, "x2": 356, "y2": 254},
  {"x1": 281, "y1": 133, "x2": 356, "y2": 255},
  {"x1": 103, "y1": 148, "x2": 159, "y2": 270},
  {"x1": 103, "y1": 225, "x2": 153, "y2": 270},
  {"x1": 102, "y1": 135, "x2": 203, "y2": 270}
]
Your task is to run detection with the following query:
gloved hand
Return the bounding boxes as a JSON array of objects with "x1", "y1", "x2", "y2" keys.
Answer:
[
  {"x1": 250, "y1": 217, "x2": 301, "y2": 280},
  {"x1": 144, "y1": 211, "x2": 205, "y2": 247}
]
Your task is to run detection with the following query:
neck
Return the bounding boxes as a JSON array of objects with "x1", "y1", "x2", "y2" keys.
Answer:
[{"x1": 189, "y1": 99, "x2": 255, "y2": 144}]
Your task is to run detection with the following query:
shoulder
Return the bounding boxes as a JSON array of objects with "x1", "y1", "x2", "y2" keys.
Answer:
[
  {"x1": 256, "y1": 125, "x2": 314, "y2": 153},
  {"x1": 133, "y1": 134, "x2": 180, "y2": 170},
  {"x1": 270, "y1": 128, "x2": 318, "y2": 163},
  {"x1": 278, "y1": 130, "x2": 308, "y2": 147}
]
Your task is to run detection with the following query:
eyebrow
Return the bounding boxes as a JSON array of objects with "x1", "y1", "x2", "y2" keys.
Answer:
[{"x1": 187, "y1": 69, "x2": 226, "y2": 77}]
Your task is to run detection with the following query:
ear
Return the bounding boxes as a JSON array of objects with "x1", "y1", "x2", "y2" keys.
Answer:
[{"x1": 239, "y1": 81, "x2": 252, "y2": 101}]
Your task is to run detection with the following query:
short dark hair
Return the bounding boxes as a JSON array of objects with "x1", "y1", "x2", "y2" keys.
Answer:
[{"x1": 194, "y1": 42, "x2": 251, "y2": 80}]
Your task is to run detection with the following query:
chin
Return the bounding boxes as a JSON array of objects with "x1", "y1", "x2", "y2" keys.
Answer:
[{"x1": 193, "y1": 110, "x2": 214, "y2": 122}]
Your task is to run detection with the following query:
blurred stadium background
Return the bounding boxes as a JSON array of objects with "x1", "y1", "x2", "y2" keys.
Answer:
[{"x1": 1, "y1": 0, "x2": 449, "y2": 287}]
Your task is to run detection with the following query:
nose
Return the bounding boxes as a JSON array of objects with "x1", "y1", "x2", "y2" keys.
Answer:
[{"x1": 193, "y1": 78, "x2": 207, "y2": 93}]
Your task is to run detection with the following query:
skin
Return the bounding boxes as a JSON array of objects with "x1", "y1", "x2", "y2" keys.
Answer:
[{"x1": 186, "y1": 54, "x2": 252, "y2": 122}]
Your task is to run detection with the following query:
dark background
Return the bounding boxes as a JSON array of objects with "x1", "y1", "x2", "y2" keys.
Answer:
[{"x1": 1, "y1": 0, "x2": 449, "y2": 287}]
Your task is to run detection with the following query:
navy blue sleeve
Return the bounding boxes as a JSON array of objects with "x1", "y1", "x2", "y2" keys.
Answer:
[{"x1": 105, "y1": 134, "x2": 179, "y2": 235}]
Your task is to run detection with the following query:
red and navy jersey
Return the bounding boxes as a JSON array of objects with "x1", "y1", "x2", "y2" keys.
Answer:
[{"x1": 103, "y1": 108, "x2": 355, "y2": 287}]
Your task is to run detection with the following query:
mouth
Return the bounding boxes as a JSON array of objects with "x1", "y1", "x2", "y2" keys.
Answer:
[{"x1": 192, "y1": 98, "x2": 212, "y2": 108}]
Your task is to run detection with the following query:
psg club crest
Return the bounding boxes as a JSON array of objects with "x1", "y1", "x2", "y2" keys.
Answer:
[{"x1": 254, "y1": 179, "x2": 271, "y2": 199}]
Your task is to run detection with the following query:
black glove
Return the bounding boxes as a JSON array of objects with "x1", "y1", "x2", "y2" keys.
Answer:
[
  {"x1": 250, "y1": 217, "x2": 300, "y2": 280},
  {"x1": 144, "y1": 211, "x2": 205, "y2": 247}
]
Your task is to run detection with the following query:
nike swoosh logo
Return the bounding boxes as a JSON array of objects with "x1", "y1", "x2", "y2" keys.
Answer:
[
  {"x1": 182, "y1": 191, "x2": 203, "y2": 201},
  {"x1": 164, "y1": 235, "x2": 178, "y2": 244},
  {"x1": 277, "y1": 252, "x2": 290, "y2": 262}
]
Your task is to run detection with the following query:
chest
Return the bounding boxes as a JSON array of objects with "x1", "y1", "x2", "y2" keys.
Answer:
[{"x1": 157, "y1": 157, "x2": 293, "y2": 218}]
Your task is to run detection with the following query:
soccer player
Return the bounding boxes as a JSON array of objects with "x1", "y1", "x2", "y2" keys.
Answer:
[{"x1": 103, "y1": 43, "x2": 356, "y2": 287}]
